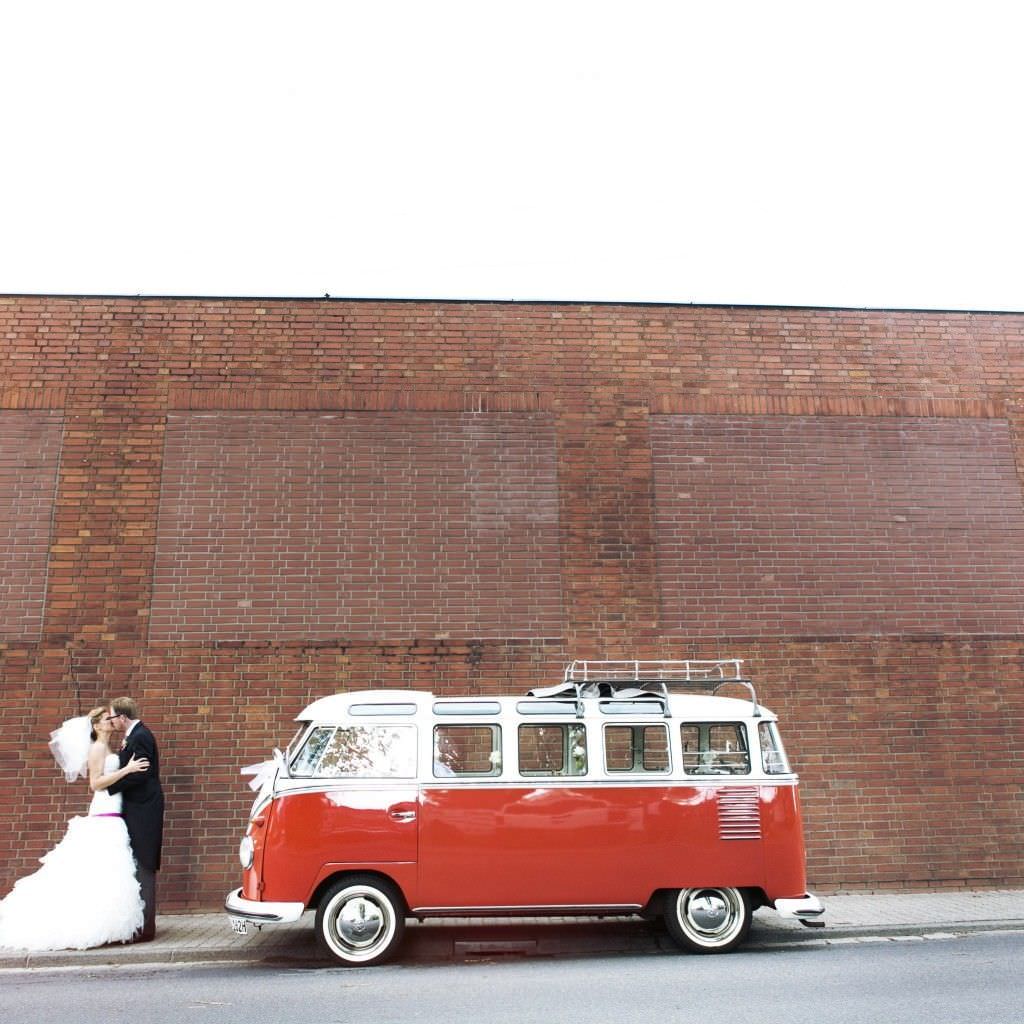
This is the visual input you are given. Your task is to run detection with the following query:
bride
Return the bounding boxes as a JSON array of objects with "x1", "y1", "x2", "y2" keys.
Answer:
[{"x1": 0, "y1": 706, "x2": 150, "y2": 950}]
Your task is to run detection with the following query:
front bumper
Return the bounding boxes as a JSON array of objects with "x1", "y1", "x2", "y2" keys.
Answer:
[
  {"x1": 225, "y1": 887, "x2": 305, "y2": 924},
  {"x1": 774, "y1": 893, "x2": 826, "y2": 928}
]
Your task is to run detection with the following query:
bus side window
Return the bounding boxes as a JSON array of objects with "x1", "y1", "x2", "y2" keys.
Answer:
[
  {"x1": 518, "y1": 724, "x2": 587, "y2": 777},
  {"x1": 604, "y1": 724, "x2": 670, "y2": 773},
  {"x1": 680, "y1": 723, "x2": 750, "y2": 775},
  {"x1": 316, "y1": 726, "x2": 417, "y2": 778},
  {"x1": 681, "y1": 724, "x2": 701, "y2": 774},
  {"x1": 434, "y1": 725, "x2": 502, "y2": 777}
]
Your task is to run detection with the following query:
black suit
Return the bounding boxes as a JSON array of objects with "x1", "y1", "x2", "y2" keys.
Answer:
[{"x1": 109, "y1": 721, "x2": 165, "y2": 938}]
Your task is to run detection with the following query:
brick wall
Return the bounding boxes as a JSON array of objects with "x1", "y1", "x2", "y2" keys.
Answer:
[
  {"x1": 651, "y1": 414, "x2": 1024, "y2": 636},
  {"x1": 1, "y1": 295, "x2": 1022, "y2": 910},
  {"x1": 152, "y1": 411, "x2": 561, "y2": 641},
  {"x1": 0, "y1": 411, "x2": 63, "y2": 641}
]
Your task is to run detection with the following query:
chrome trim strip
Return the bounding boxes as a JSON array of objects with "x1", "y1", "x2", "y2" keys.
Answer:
[
  {"x1": 411, "y1": 903, "x2": 643, "y2": 915},
  {"x1": 418, "y1": 778, "x2": 798, "y2": 790},
  {"x1": 268, "y1": 776, "x2": 798, "y2": 802}
]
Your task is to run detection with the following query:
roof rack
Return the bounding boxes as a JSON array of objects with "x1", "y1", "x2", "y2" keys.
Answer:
[{"x1": 527, "y1": 660, "x2": 760, "y2": 718}]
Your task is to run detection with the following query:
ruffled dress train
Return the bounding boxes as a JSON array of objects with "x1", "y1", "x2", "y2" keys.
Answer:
[{"x1": 0, "y1": 756, "x2": 145, "y2": 951}]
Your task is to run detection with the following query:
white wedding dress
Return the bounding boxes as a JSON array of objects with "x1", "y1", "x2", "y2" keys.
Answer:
[{"x1": 0, "y1": 754, "x2": 145, "y2": 950}]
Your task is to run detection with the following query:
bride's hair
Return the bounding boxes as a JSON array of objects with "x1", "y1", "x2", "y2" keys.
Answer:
[{"x1": 87, "y1": 705, "x2": 108, "y2": 742}]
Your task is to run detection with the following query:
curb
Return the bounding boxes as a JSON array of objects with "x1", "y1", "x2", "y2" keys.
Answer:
[{"x1": 3, "y1": 917, "x2": 1023, "y2": 970}]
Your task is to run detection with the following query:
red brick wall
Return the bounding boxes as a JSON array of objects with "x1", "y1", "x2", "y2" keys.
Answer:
[
  {"x1": 1, "y1": 295, "x2": 1022, "y2": 910},
  {"x1": 152, "y1": 411, "x2": 561, "y2": 641},
  {"x1": 651, "y1": 414, "x2": 1024, "y2": 636},
  {"x1": 0, "y1": 411, "x2": 63, "y2": 641}
]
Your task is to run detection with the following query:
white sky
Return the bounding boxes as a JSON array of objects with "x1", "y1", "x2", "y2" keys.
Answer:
[{"x1": 1, "y1": 1, "x2": 1021, "y2": 311}]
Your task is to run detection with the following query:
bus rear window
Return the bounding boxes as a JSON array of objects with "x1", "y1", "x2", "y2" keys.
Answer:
[{"x1": 758, "y1": 721, "x2": 791, "y2": 774}]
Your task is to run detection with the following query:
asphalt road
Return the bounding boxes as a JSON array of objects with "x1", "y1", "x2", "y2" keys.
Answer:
[{"x1": 3, "y1": 930, "x2": 1021, "y2": 1024}]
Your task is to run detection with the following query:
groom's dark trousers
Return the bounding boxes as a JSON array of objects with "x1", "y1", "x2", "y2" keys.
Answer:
[{"x1": 108, "y1": 722, "x2": 165, "y2": 940}]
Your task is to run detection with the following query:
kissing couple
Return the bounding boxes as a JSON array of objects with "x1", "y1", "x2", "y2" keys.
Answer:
[{"x1": 0, "y1": 697, "x2": 165, "y2": 951}]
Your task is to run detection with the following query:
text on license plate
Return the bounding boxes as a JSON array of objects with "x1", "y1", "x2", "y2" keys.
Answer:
[{"x1": 230, "y1": 916, "x2": 248, "y2": 935}]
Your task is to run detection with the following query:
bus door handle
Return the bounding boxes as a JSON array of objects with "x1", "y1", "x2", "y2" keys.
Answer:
[{"x1": 388, "y1": 802, "x2": 417, "y2": 823}]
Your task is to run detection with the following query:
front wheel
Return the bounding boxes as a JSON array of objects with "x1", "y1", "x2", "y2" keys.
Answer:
[
  {"x1": 664, "y1": 886, "x2": 751, "y2": 953},
  {"x1": 315, "y1": 875, "x2": 406, "y2": 966}
]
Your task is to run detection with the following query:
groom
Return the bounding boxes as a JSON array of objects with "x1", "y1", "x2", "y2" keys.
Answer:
[{"x1": 107, "y1": 696, "x2": 165, "y2": 942}]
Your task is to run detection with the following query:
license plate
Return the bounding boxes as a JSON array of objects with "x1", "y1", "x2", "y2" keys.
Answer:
[{"x1": 230, "y1": 916, "x2": 249, "y2": 936}]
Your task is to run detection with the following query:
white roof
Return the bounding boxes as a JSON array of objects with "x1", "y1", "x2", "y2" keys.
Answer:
[
  {"x1": 297, "y1": 689, "x2": 774, "y2": 722},
  {"x1": 298, "y1": 690, "x2": 433, "y2": 721}
]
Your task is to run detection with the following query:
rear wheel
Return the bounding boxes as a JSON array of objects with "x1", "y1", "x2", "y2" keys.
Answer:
[
  {"x1": 315, "y1": 875, "x2": 406, "y2": 966},
  {"x1": 664, "y1": 886, "x2": 751, "y2": 953}
]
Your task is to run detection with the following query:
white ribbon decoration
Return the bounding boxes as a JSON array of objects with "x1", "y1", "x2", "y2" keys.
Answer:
[
  {"x1": 240, "y1": 748, "x2": 284, "y2": 792},
  {"x1": 48, "y1": 715, "x2": 92, "y2": 782}
]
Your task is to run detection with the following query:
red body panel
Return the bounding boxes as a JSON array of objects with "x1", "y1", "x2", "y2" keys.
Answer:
[
  {"x1": 760, "y1": 784, "x2": 810, "y2": 897},
  {"x1": 253, "y1": 780, "x2": 808, "y2": 912},
  {"x1": 419, "y1": 784, "x2": 770, "y2": 908},
  {"x1": 241, "y1": 801, "x2": 276, "y2": 901},
  {"x1": 260, "y1": 785, "x2": 417, "y2": 905}
]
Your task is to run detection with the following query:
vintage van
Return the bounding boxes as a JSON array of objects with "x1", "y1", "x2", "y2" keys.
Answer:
[{"x1": 225, "y1": 660, "x2": 824, "y2": 964}]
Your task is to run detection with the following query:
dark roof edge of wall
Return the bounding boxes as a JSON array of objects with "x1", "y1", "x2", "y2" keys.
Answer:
[{"x1": 0, "y1": 291, "x2": 1022, "y2": 317}]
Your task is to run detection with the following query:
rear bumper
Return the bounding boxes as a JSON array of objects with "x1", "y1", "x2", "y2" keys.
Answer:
[
  {"x1": 225, "y1": 887, "x2": 305, "y2": 924},
  {"x1": 774, "y1": 893, "x2": 825, "y2": 927}
]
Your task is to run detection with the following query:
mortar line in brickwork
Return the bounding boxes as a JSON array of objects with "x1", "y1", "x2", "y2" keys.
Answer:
[
  {"x1": 164, "y1": 386, "x2": 558, "y2": 413},
  {"x1": 0, "y1": 386, "x2": 68, "y2": 410},
  {"x1": 5, "y1": 290, "x2": 1024, "y2": 317},
  {"x1": 648, "y1": 394, "x2": 1007, "y2": 420},
  {"x1": 0, "y1": 409, "x2": 64, "y2": 643},
  {"x1": 37, "y1": 411, "x2": 69, "y2": 646},
  {"x1": 1003, "y1": 408, "x2": 1024, "y2": 492},
  {"x1": 145, "y1": 409, "x2": 175, "y2": 646}
]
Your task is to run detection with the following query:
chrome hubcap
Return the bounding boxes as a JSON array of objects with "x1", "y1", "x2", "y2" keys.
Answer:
[
  {"x1": 684, "y1": 892, "x2": 733, "y2": 933},
  {"x1": 335, "y1": 896, "x2": 387, "y2": 949}
]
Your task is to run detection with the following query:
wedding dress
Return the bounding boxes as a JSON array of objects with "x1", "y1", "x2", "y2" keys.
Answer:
[{"x1": 0, "y1": 753, "x2": 145, "y2": 950}]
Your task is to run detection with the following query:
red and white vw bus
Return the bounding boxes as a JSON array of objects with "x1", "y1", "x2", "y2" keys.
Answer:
[{"x1": 225, "y1": 660, "x2": 824, "y2": 964}]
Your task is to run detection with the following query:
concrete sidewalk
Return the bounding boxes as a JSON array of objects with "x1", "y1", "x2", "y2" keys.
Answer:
[{"x1": 2, "y1": 890, "x2": 1023, "y2": 970}]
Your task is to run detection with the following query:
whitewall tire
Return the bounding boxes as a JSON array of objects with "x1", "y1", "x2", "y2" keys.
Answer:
[
  {"x1": 315, "y1": 875, "x2": 406, "y2": 966},
  {"x1": 664, "y1": 886, "x2": 751, "y2": 953}
]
